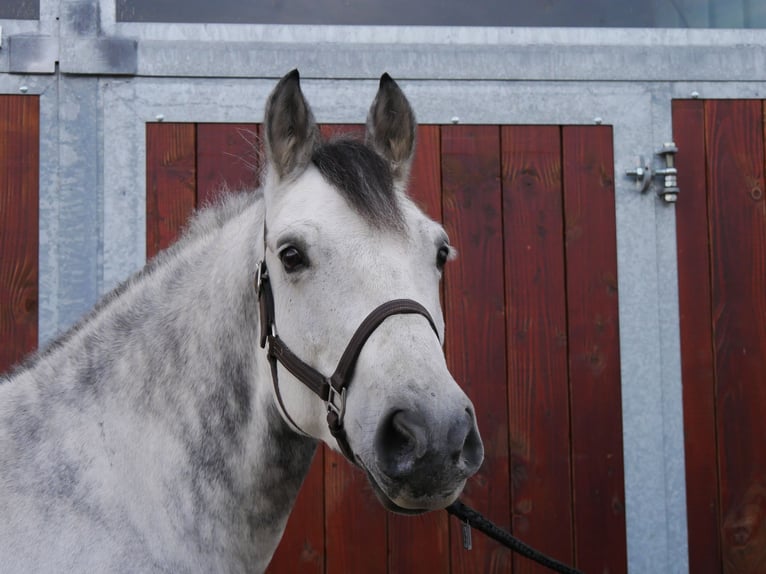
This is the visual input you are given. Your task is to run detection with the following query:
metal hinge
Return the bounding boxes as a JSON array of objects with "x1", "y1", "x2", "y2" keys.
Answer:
[{"x1": 626, "y1": 142, "x2": 680, "y2": 203}]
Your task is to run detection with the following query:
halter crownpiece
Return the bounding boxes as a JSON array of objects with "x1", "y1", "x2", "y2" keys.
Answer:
[{"x1": 256, "y1": 259, "x2": 440, "y2": 463}]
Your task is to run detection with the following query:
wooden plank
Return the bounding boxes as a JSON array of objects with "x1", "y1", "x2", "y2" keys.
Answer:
[
  {"x1": 266, "y1": 449, "x2": 325, "y2": 574},
  {"x1": 672, "y1": 99, "x2": 722, "y2": 574},
  {"x1": 704, "y1": 100, "x2": 766, "y2": 574},
  {"x1": 407, "y1": 125, "x2": 442, "y2": 222},
  {"x1": 319, "y1": 124, "x2": 389, "y2": 574},
  {"x1": 442, "y1": 125, "x2": 511, "y2": 573},
  {"x1": 561, "y1": 126, "x2": 627, "y2": 574},
  {"x1": 146, "y1": 123, "x2": 196, "y2": 259},
  {"x1": 0, "y1": 95, "x2": 39, "y2": 374},
  {"x1": 196, "y1": 123, "x2": 261, "y2": 207},
  {"x1": 501, "y1": 125, "x2": 574, "y2": 573},
  {"x1": 388, "y1": 124, "x2": 450, "y2": 574}
]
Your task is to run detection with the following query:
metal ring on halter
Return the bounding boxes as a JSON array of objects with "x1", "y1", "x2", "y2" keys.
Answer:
[{"x1": 327, "y1": 385, "x2": 346, "y2": 420}]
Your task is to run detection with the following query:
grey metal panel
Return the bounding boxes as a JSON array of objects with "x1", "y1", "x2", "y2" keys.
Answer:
[
  {"x1": 134, "y1": 39, "x2": 766, "y2": 82},
  {"x1": 101, "y1": 78, "x2": 144, "y2": 291},
  {"x1": 8, "y1": 34, "x2": 57, "y2": 73},
  {"x1": 649, "y1": 83, "x2": 689, "y2": 574},
  {"x1": 61, "y1": 0, "x2": 100, "y2": 36},
  {"x1": 59, "y1": 37, "x2": 137, "y2": 74},
  {"x1": 54, "y1": 75, "x2": 102, "y2": 334},
  {"x1": 111, "y1": 21, "x2": 766, "y2": 45}
]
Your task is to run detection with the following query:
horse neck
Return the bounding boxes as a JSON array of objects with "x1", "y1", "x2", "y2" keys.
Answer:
[{"x1": 4, "y1": 195, "x2": 317, "y2": 567}]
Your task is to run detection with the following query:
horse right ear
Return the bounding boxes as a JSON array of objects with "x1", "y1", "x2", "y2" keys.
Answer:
[{"x1": 263, "y1": 69, "x2": 320, "y2": 181}]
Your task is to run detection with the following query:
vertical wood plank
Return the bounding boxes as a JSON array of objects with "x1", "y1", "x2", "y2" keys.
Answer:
[
  {"x1": 442, "y1": 125, "x2": 511, "y2": 573},
  {"x1": 408, "y1": 125, "x2": 443, "y2": 222},
  {"x1": 266, "y1": 448, "x2": 325, "y2": 574},
  {"x1": 146, "y1": 123, "x2": 196, "y2": 259},
  {"x1": 196, "y1": 123, "x2": 261, "y2": 207},
  {"x1": 0, "y1": 95, "x2": 39, "y2": 374},
  {"x1": 388, "y1": 124, "x2": 450, "y2": 574},
  {"x1": 562, "y1": 126, "x2": 627, "y2": 574},
  {"x1": 319, "y1": 124, "x2": 389, "y2": 574},
  {"x1": 705, "y1": 100, "x2": 766, "y2": 574},
  {"x1": 501, "y1": 126, "x2": 574, "y2": 573},
  {"x1": 673, "y1": 99, "x2": 722, "y2": 574}
]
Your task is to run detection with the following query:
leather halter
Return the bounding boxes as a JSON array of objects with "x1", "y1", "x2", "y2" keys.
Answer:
[{"x1": 256, "y1": 260, "x2": 440, "y2": 463}]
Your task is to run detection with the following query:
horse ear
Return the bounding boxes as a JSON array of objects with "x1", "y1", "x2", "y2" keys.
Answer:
[
  {"x1": 264, "y1": 69, "x2": 320, "y2": 181},
  {"x1": 365, "y1": 73, "x2": 417, "y2": 185}
]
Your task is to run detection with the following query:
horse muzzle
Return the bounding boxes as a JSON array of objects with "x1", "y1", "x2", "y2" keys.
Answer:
[{"x1": 365, "y1": 403, "x2": 484, "y2": 513}]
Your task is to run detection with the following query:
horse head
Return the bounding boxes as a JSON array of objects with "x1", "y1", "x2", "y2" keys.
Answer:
[{"x1": 258, "y1": 70, "x2": 484, "y2": 514}]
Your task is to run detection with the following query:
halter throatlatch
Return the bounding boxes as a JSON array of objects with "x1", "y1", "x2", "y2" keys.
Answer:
[{"x1": 256, "y1": 260, "x2": 439, "y2": 463}]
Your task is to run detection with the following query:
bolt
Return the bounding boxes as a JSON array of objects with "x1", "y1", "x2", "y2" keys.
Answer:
[
  {"x1": 19, "y1": 86, "x2": 28, "y2": 94},
  {"x1": 594, "y1": 117, "x2": 603, "y2": 125},
  {"x1": 690, "y1": 91, "x2": 700, "y2": 99},
  {"x1": 663, "y1": 193, "x2": 678, "y2": 203},
  {"x1": 155, "y1": 114, "x2": 165, "y2": 122},
  {"x1": 450, "y1": 116, "x2": 460, "y2": 125}
]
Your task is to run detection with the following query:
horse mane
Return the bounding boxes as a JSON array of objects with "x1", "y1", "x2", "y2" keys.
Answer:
[{"x1": 312, "y1": 137, "x2": 405, "y2": 230}]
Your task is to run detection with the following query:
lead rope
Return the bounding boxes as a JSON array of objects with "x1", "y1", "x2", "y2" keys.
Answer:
[{"x1": 446, "y1": 501, "x2": 584, "y2": 574}]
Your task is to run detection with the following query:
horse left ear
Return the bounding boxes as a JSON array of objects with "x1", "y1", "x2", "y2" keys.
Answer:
[
  {"x1": 264, "y1": 69, "x2": 320, "y2": 181},
  {"x1": 365, "y1": 73, "x2": 417, "y2": 185}
]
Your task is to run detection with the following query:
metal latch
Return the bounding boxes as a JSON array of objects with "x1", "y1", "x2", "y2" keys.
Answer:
[{"x1": 626, "y1": 142, "x2": 680, "y2": 203}]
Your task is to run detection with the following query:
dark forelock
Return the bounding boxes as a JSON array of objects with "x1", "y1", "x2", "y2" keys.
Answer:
[{"x1": 311, "y1": 139, "x2": 404, "y2": 229}]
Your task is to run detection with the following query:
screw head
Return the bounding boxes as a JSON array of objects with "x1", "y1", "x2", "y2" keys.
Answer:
[
  {"x1": 19, "y1": 86, "x2": 28, "y2": 94},
  {"x1": 450, "y1": 116, "x2": 460, "y2": 125},
  {"x1": 594, "y1": 117, "x2": 603, "y2": 125},
  {"x1": 663, "y1": 193, "x2": 678, "y2": 203},
  {"x1": 690, "y1": 91, "x2": 700, "y2": 99},
  {"x1": 155, "y1": 114, "x2": 165, "y2": 122}
]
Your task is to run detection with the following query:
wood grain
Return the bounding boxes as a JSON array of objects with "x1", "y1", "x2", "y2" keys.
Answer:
[
  {"x1": 388, "y1": 124, "x2": 450, "y2": 574},
  {"x1": 266, "y1": 448, "x2": 325, "y2": 574},
  {"x1": 704, "y1": 100, "x2": 766, "y2": 574},
  {"x1": 196, "y1": 123, "x2": 261, "y2": 207},
  {"x1": 442, "y1": 125, "x2": 512, "y2": 573},
  {"x1": 145, "y1": 123, "x2": 196, "y2": 259},
  {"x1": 672, "y1": 99, "x2": 723, "y2": 574},
  {"x1": 562, "y1": 126, "x2": 627, "y2": 574},
  {"x1": 0, "y1": 95, "x2": 39, "y2": 374},
  {"x1": 501, "y1": 125, "x2": 574, "y2": 573}
]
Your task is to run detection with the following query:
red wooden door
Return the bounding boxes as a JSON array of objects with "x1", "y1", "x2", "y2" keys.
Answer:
[
  {"x1": 675, "y1": 99, "x2": 766, "y2": 574},
  {"x1": 0, "y1": 95, "x2": 39, "y2": 375},
  {"x1": 145, "y1": 121, "x2": 627, "y2": 574}
]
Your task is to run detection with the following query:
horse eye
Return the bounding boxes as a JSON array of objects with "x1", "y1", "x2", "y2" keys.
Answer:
[
  {"x1": 279, "y1": 246, "x2": 306, "y2": 273},
  {"x1": 436, "y1": 245, "x2": 451, "y2": 271}
]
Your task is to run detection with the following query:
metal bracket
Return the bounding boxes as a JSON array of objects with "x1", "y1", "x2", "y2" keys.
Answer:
[
  {"x1": 8, "y1": 34, "x2": 137, "y2": 76},
  {"x1": 625, "y1": 142, "x2": 680, "y2": 203}
]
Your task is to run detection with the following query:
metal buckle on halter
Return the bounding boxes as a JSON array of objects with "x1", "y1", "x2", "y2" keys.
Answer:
[
  {"x1": 255, "y1": 261, "x2": 268, "y2": 294},
  {"x1": 327, "y1": 384, "x2": 347, "y2": 423}
]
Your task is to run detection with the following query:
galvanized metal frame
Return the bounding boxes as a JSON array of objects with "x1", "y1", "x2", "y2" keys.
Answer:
[{"x1": 4, "y1": 0, "x2": 766, "y2": 572}]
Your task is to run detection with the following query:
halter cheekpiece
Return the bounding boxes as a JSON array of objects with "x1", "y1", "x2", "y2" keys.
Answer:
[{"x1": 256, "y1": 259, "x2": 440, "y2": 463}]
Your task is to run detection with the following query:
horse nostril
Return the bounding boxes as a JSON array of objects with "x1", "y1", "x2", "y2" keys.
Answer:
[
  {"x1": 461, "y1": 424, "x2": 484, "y2": 471},
  {"x1": 374, "y1": 409, "x2": 428, "y2": 478},
  {"x1": 448, "y1": 408, "x2": 484, "y2": 472}
]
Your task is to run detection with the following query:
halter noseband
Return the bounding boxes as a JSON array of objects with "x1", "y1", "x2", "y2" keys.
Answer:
[{"x1": 256, "y1": 260, "x2": 439, "y2": 463}]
